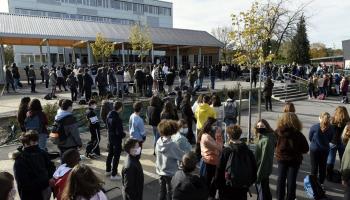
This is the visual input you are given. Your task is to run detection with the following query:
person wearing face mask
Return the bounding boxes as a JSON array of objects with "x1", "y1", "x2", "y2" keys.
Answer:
[
  {"x1": 254, "y1": 119, "x2": 276, "y2": 200},
  {"x1": 85, "y1": 100, "x2": 101, "y2": 159},
  {"x1": 53, "y1": 99, "x2": 82, "y2": 156},
  {"x1": 172, "y1": 120, "x2": 192, "y2": 153},
  {"x1": 0, "y1": 172, "x2": 16, "y2": 200},
  {"x1": 122, "y1": 139, "x2": 144, "y2": 200},
  {"x1": 106, "y1": 101, "x2": 126, "y2": 181}
]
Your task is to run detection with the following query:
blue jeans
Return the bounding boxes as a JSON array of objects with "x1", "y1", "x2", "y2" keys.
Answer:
[
  {"x1": 153, "y1": 126, "x2": 160, "y2": 148},
  {"x1": 38, "y1": 133, "x2": 48, "y2": 151},
  {"x1": 327, "y1": 143, "x2": 345, "y2": 165}
]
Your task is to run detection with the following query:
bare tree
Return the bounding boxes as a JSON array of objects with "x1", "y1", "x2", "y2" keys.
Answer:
[
  {"x1": 211, "y1": 26, "x2": 233, "y2": 63},
  {"x1": 259, "y1": 0, "x2": 313, "y2": 57}
]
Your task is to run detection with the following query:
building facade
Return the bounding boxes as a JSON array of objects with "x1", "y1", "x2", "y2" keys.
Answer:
[{"x1": 3, "y1": 0, "x2": 173, "y2": 66}]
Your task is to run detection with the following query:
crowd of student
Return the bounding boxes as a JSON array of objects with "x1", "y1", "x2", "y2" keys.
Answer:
[{"x1": 2, "y1": 62, "x2": 350, "y2": 200}]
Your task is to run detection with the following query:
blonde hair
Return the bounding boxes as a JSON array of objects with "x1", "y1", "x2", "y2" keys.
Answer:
[
  {"x1": 276, "y1": 112, "x2": 302, "y2": 131},
  {"x1": 319, "y1": 112, "x2": 331, "y2": 133},
  {"x1": 343, "y1": 124, "x2": 350, "y2": 144},
  {"x1": 283, "y1": 102, "x2": 296, "y2": 113},
  {"x1": 332, "y1": 106, "x2": 350, "y2": 127}
]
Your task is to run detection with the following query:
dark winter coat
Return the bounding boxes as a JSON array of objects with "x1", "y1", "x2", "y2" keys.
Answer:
[
  {"x1": 13, "y1": 145, "x2": 56, "y2": 200},
  {"x1": 180, "y1": 101, "x2": 195, "y2": 124},
  {"x1": 122, "y1": 155, "x2": 144, "y2": 200},
  {"x1": 166, "y1": 71, "x2": 175, "y2": 86},
  {"x1": 147, "y1": 105, "x2": 161, "y2": 127},
  {"x1": 160, "y1": 111, "x2": 179, "y2": 121},
  {"x1": 12, "y1": 67, "x2": 20, "y2": 79},
  {"x1": 106, "y1": 110, "x2": 126, "y2": 145},
  {"x1": 263, "y1": 80, "x2": 274, "y2": 97},
  {"x1": 5, "y1": 69, "x2": 14, "y2": 83},
  {"x1": 215, "y1": 142, "x2": 257, "y2": 198},
  {"x1": 100, "y1": 100, "x2": 113, "y2": 124},
  {"x1": 95, "y1": 73, "x2": 107, "y2": 87},
  {"x1": 83, "y1": 73, "x2": 94, "y2": 89},
  {"x1": 66, "y1": 74, "x2": 78, "y2": 89},
  {"x1": 171, "y1": 170, "x2": 208, "y2": 200},
  {"x1": 275, "y1": 127, "x2": 309, "y2": 165}
]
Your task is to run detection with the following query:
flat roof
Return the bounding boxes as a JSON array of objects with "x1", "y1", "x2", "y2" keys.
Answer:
[{"x1": 0, "y1": 13, "x2": 223, "y2": 48}]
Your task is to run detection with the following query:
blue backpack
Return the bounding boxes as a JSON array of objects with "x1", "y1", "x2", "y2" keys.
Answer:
[
  {"x1": 24, "y1": 114, "x2": 43, "y2": 133},
  {"x1": 304, "y1": 175, "x2": 327, "y2": 200}
]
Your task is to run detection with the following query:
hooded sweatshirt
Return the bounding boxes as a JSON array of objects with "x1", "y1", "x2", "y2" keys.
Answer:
[
  {"x1": 194, "y1": 103, "x2": 216, "y2": 129},
  {"x1": 156, "y1": 137, "x2": 185, "y2": 176},
  {"x1": 53, "y1": 164, "x2": 72, "y2": 200},
  {"x1": 54, "y1": 109, "x2": 82, "y2": 148},
  {"x1": 171, "y1": 170, "x2": 208, "y2": 200}
]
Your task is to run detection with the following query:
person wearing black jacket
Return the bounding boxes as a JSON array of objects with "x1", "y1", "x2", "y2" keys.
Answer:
[
  {"x1": 209, "y1": 65, "x2": 216, "y2": 90},
  {"x1": 106, "y1": 101, "x2": 126, "y2": 180},
  {"x1": 263, "y1": 77, "x2": 274, "y2": 111},
  {"x1": 122, "y1": 139, "x2": 144, "y2": 200},
  {"x1": 12, "y1": 63, "x2": 21, "y2": 89},
  {"x1": 24, "y1": 65, "x2": 30, "y2": 84},
  {"x1": 166, "y1": 68, "x2": 175, "y2": 95},
  {"x1": 5, "y1": 65, "x2": 16, "y2": 93},
  {"x1": 215, "y1": 125, "x2": 257, "y2": 200},
  {"x1": 77, "y1": 68, "x2": 84, "y2": 97},
  {"x1": 40, "y1": 65, "x2": 45, "y2": 83},
  {"x1": 83, "y1": 69, "x2": 94, "y2": 101},
  {"x1": 13, "y1": 131, "x2": 56, "y2": 200},
  {"x1": 180, "y1": 93, "x2": 196, "y2": 144},
  {"x1": 147, "y1": 96, "x2": 162, "y2": 154},
  {"x1": 85, "y1": 100, "x2": 101, "y2": 158},
  {"x1": 66, "y1": 72, "x2": 79, "y2": 101},
  {"x1": 134, "y1": 67, "x2": 145, "y2": 96},
  {"x1": 95, "y1": 67, "x2": 108, "y2": 96},
  {"x1": 172, "y1": 152, "x2": 208, "y2": 200}
]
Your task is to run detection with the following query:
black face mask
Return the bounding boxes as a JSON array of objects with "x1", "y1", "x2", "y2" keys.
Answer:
[{"x1": 257, "y1": 128, "x2": 267, "y2": 133}]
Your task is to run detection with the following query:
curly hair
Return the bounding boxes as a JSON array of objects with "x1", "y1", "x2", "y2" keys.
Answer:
[
  {"x1": 276, "y1": 112, "x2": 302, "y2": 131},
  {"x1": 332, "y1": 106, "x2": 350, "y2": 127}
]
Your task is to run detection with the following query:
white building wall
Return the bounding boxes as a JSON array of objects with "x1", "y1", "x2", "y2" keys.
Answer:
[{"x1": 7, "y1": 0, "x2": 173, "y2": 67}]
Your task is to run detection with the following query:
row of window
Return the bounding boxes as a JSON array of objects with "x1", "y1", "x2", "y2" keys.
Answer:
[
  {"x1": 15, "y1": 8, "x2": 135, "y2": 25},
  {"x1": 54, "y1": 0, "x2": 172, "y2": 16}
]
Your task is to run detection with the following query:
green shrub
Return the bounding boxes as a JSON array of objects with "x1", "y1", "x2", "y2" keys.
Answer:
[{"x1": 43, "y1": 102, "x2": 59, "y2": 125}]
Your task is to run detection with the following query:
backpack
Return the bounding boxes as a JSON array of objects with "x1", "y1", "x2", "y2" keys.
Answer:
[
  {"x1": 24, "y1": 114, "x2": 43, "y2": 133},
  {"x1": 304, "y1": 175, "x2": 328, "y2": 200},
  {"x1": 49, "y1": 117, "x2": 69, "y2": 145},
  {"x1": 224, "y1": 143, "x2": 256, "y2": 188},
  {"x1": 224, "y1": 100, "x2": 237, "y2": 120}
]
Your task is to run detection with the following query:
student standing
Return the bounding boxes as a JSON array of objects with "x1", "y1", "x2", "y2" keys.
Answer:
[
  {"x1": 254, "y1": 119, "x2": 276, "y2": 200},
  {"x1": 156, "y1": 120, "x2": 185, "y2": 200},
  {"x1": 341, "y1": 125, "x2": 350, "y2": 200},
  {"x1": 309, "y1": 112, "x2": 334, "y2": 184},
  {"x1": 147, "y1": 96, "x2": 162, "y2": 155},
  {"x1": 84, "y1": 69, "x2": 94, "y2": 102},
  {"x1": 106, "y1": 101, "x2": 126, "y2": 181},
  {"x1": 85, "y1": 100, "x2": 101, "y2": 158},
  {"x1": 275, "y1": 112, "x2": 309, "y2": 200},
  {"x1": 66, "y1": 72, "x2": 78, "y2": 101},
  {"x1": 122, "y1": 139, "x2": 144, "y2": 200},
  {"x1": 172, "y1": 120, "x2": 192, "y2": 153},
  {"x1": 129, "y1": 102, "x2": 146, "y2": 145},
  {"x1": 28, "y1": 65, "x2": 36, "y2": 93}
]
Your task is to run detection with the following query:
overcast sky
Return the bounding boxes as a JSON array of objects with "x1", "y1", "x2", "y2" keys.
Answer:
[{"x1": 165, "y1": 0, "x2": 350, "y2": 49}]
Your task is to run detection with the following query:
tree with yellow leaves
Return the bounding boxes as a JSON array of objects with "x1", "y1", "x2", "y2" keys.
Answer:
[
  {"x1": 230, "y1": 1, "x2": 274, "y2": 139},
  {"x1": 91, "y1": 33, "x2": 114, "y2": 64},
  {"x1": 129, "y1": 23, "x2": 153, "y2": 64}
]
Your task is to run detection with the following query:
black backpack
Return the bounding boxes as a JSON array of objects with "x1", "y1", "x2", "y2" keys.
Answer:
[{"x1": 224, "y1": 143, "x2": 257, "y2": 188}]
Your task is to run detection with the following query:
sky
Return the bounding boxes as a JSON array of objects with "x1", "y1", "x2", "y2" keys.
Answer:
[{"x1": 164, "y1": 0, "x2": 350, "y2": 49}]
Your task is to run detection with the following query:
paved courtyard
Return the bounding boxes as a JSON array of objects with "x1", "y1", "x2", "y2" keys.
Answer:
[{"x1": 0, "y1": 78, "x2": 347, "y2": 199}]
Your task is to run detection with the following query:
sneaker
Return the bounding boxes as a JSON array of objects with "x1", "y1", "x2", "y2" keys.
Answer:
[
  {"x1": 110, "y1": 174, "x2": 122, "y2": 181},
  {"x1": 105, "y1": 171, "x2": 112, "y2": 176}
]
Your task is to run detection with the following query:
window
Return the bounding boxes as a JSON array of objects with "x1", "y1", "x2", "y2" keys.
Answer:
[
  {"x1": 21, "y1": 55, "x2": 34, "y2": 64},
  {"x1": 35, "y1": 55, "x2": 41, "y2": 63},
  {"x1": 76, "y1": 0, "x2": 82, "y2": 4},
  {"x1": 90, "y1": 0, "x2": 96, "y2": 6},
  {"x1": 59, "y1": 54, "x2": 64, "y2": 62},
  {"x1": 69, "y1": 0, "x2": 76, "y2": 3}
]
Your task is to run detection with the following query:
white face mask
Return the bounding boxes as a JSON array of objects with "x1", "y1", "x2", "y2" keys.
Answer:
[
  {"x1": 180, "y1": 128, "x2": 189, "y2": 135},
  {"x1": 131, "y1": 147, "x2": 141, "y2": 156},
  {"x1": 7, "y1": 187, "x2": 16, "y2": 200}
]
